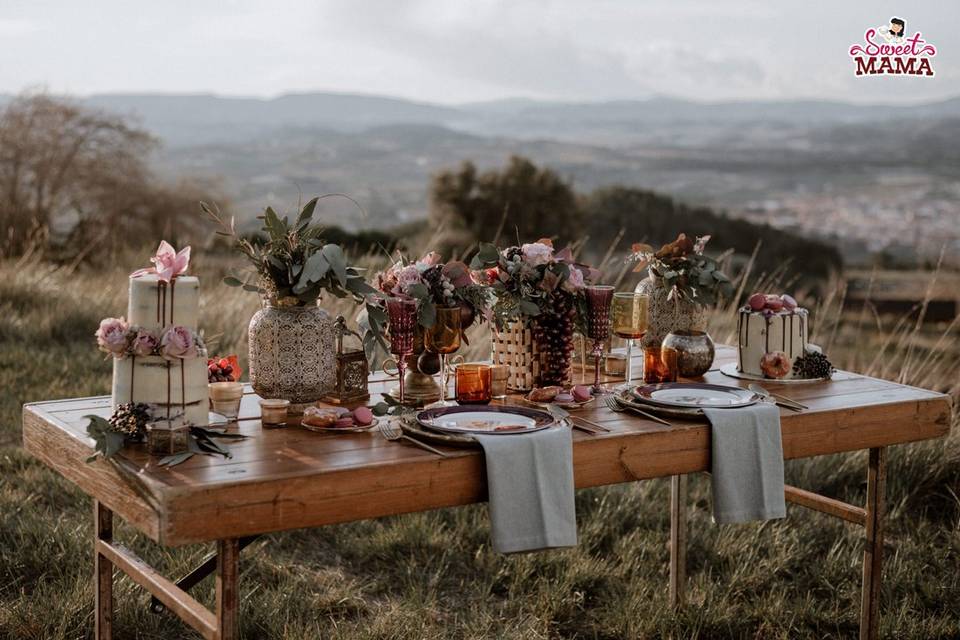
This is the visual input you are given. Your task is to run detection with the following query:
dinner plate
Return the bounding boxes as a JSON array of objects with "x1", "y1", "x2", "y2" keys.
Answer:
[
  {"x1": 417, "y1": 405, "x2": 556, "y2": 435},
  {"x1": 719, "y1": 362, "x2": 831, "y2": 384},
  {"x1": 633, "y1": 382, "x2": 760, "y2": 409}
]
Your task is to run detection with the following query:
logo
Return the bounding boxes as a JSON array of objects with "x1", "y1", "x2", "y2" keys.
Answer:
[{"x1": 848, "y1": 17, "x2": 936, "y2": 77}]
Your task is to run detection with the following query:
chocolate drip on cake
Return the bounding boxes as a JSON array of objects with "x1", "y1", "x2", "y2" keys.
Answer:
[
  {"x1": 781, "y1": 315, "x2": 786, "y2": 351},
  {"x1": 129, "y1": 355, "x2": 135, "y2": 403},
  {"x1": 169, "y1": 277, "x2": 176, "y2": 326},
  {"x1": 789, "y1": 314, "x2": 794, "y2": 356},
  {"x1": 764, "y1": 315, "x2": 770, "y2": 353},
  {"x1": 166, "y1": 361, "x2": 171, "y2": 418},
  {"x1": 180, "y1": 364, "x2": 186, "y2": 416},
  {"x1": 737, "y1": 311, "x2": 743, "y2": 370}
]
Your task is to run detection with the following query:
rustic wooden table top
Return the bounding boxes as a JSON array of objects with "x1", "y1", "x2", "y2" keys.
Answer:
[{"x1": 23, "y1": 346, "x2": 951, "y2": 546}]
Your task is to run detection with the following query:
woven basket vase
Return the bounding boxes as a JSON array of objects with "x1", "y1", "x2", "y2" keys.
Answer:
[{"x1": 491, "y1": 319, "x2": 540, "y2": 392}]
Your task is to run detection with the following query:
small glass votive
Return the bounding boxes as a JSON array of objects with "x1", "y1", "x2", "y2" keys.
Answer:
[
  {"x1": 490, "y1": 364, "x2": 509, "y2": 399},
  {"x1": 146, "y1": 416, "x2": 189, "y2": 457},
  {"x1": 209, "y1": 382, "x2": 244, "y2": 420},
  {"x1": 259, "y1": 398, "x2": 291, "y2": 428},
  {"x1": 455, "y1": 364, "x2": 492, "y2": 404},
  {"x1": 643, "y1": 346, "x2": 679, "y2": 384},
  {"x1": 604, "y1": 353, "x2": 627, "y2": 377}
]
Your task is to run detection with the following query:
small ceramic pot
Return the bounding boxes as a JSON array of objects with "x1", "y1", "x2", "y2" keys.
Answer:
[{"x1": 662, "y1": 330, "x2": 715, "y2": 378}]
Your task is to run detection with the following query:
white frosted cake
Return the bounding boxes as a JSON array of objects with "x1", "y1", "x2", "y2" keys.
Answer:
[
  {"x1": 110, "y1": 273, "x2": 208, "y2": 426},
  {"x1": 737, "y1": 293, "x2": 809, "y2": 380}
]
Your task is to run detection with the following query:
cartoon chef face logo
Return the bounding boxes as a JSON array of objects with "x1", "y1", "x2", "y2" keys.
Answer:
[{"x1": 879, "y1": 17, "x2": 906, "y2": 43}]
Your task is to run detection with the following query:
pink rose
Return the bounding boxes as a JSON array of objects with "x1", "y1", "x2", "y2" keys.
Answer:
[
  {"x1": 563, "y1": 266, "x2": 585, "y2": 291},
  {"x1": 96, "y1": 317, "x2": 130, "y2": 357},
  {"x1": 132, "y1": 240, "x2": 191, "y2": 282},
  {"x1": 160, "y1": 325, "x2": 197, "y2": 359},
  {"x1": 521, "y1": 242, "x2": 553, "y2": 266},
  {"x1": 131, "y1": 328, "x2": 159, "y2": 357},
  {"x1": 397, "y1": 264, "x2": 422, "y2": 292}
]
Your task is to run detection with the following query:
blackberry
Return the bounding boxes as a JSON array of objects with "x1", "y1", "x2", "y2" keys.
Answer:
[{"x1": 792, "y1": 351, "x2": 834, "y2": 379}]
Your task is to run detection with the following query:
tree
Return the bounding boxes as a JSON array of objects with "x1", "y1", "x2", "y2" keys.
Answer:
[
  {"x1": 430, "y1": 156, "x2": 581, "y2": 248},
  {"x1": 0, "y1": 92, "x2": 219, "y2": 259}
]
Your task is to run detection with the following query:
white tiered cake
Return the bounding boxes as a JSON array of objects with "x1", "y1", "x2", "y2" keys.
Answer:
[
  {"x1": 111, "y1": 274, "x2": 208, "y2": 425},
  {"x1": 737, "y1": 293, "x2": 809, "y2": 380}
]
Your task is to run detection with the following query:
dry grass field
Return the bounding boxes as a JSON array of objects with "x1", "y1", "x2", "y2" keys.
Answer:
[{"x1": 1, "y1": 250, "x2": 958, "y2": 639}]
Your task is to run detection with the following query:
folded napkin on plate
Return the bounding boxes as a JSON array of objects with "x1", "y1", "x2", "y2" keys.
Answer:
[
  {"x1": 474, "y1": 426, "x2": 577, "y2": 554},
  {"x1": 702, "y1": 403, "x2": 786, "y2": 524}
]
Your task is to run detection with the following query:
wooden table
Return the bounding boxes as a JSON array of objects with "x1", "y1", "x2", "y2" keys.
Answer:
[{"x1": 22, "y1": 346, "x2": 951, "y2": 640}]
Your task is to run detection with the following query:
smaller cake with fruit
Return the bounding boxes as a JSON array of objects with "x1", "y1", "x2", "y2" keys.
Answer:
[{"x1": 737, "y1": 293, "x2": 832, "y2": 380}]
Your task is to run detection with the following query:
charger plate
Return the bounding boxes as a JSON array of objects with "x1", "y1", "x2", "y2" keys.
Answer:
[
  {"x1": 417, "y1": 405, "x2": 557, "y2": 435},
  {"x1": 615, "y1": 389, "x2": 704, "y2": 419},
  {"x1": 633, "y1": 382, "x2": 760, "y2": 409},
  {"x1": 400, "y1": 415, "x2": 571, "y2": 448}
]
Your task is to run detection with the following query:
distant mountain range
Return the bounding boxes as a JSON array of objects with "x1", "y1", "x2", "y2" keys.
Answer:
[{"x1": 3, "y1": 90, "x2": 956, "y2": 147}]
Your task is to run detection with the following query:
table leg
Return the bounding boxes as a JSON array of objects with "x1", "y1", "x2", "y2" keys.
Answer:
[
  {"x1": 669, "y1": 474, "x2": 688, "y2": 608},
  {"x1": 216, "y1": 539, "x2": 240, "y2": 640},
  {"x1": 860, "y1": 447, "x2": 886, "y2": 640},
  {"x1": 94, "y1": 501, "x2": 113, "y2": 640}
]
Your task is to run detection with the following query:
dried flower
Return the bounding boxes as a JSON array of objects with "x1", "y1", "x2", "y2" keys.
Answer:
[
  {"x1": 160, "y1": 325, "x2": 197, "y2": 359},
  {"x1": 96, "y1": 317, "x2": 130, "y2": 357},
  {"x1": 131, "y1": 328, "x2": 159, "y2": 357}
]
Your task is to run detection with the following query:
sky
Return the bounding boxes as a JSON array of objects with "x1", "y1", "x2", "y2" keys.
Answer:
[{"x1": 1, "y1": 0, "x2": 957, "y2": 105}]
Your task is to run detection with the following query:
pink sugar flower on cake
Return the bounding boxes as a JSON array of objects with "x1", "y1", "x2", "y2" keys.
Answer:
[
  {"x1": 131, "y1": 329, "x2": 159, "y2": 357},
  {"x1": 95, "y1": 317, "x2": 130, "y2": 357},
  {"x1": 132, "y1": 240, "x2": 191, "y2": 282},
  {"x1": 160, "y1": 325, "x2": 197, "y2": 359}
]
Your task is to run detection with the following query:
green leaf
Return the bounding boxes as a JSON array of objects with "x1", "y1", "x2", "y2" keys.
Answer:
[
  {"x1": 372, "y1": 402, "x2": 390, "y2": 417},
  {"x1": 223, "y1": 276, "x2": 243, "y2": 287},
  {"x1": 296, "y1": 196, "x2": 319, "y2": 226},
  {"x1": 299, "y1": 251, "x2": 330, "y2": 285},
  {"x1": 242, "y1": 284, "x2": 263, "y2": 293},
  {"x1": 405, "y1": 283, "x2": 429, "y2": 300},
  {"x1": 321, "y1": 244, "x2": 348, "y2": 287},
  {"x1": 158, "y1": 452, "x2": 194, "y2": 467},
  {"x1": 346, "y1": 276, "x2": 377, "y2": 297},
  {"x1": 418, "y1": 300, "x2": 436, "y2": 328},
  {"x1": 519, "y1": 299, "x2": 541, "y2": 316}
]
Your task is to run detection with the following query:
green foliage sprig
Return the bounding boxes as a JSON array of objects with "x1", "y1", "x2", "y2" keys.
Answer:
[{"x1": 630, "y1": 233, "x2": 734, "y2": 306}]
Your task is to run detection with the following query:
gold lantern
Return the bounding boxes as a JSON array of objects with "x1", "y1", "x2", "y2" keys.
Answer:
[{"x1": 322, "y1": 316, "x2": 370, "y2": 405}]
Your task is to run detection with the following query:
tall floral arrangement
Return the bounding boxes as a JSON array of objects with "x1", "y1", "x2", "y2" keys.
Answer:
[
  {"x1": 629, "y1": 233, "x2": 733, "y2": 305},
  {"x1": 471, "y1": 239, "x2": 596, "y2": 385}
]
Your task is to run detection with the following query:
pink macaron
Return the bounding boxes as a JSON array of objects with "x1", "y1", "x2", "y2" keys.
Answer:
[
  {"x1": 334, "y1": 416, "x2": 355, "y2": 429},
  {"x1": 352, "y1": 406, "x2": 374, "y2": 426},
  {"x1": 571, "y1": 385, "x2": 592, "y2": 402}
]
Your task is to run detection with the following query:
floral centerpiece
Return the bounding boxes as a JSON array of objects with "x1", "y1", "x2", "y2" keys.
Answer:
[
  {"x1": 629, "y1": 233, "x2": 734, "y2": 347},
  {"x1": 201, "y1": 197, "x2": 380, "y2": 410},
  {"x1": 471, "y1": 239, "x2": 596, "y2": 388},
  {"x1": 372, "y1": 251, "x2": 494, "y2": 332}
]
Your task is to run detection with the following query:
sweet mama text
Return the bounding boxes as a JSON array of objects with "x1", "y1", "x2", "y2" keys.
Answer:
[{"x1": 848, "y1": 29, "x2": 936, "y2": 77}]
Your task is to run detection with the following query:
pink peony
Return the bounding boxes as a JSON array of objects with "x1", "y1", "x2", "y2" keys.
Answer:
[
  {"x1": 132, "y1": 240, "x2": 191, "y2": 282},
  {"x1": 96, "y1": 317, "x2": 130, "y2": 357},
  {"x1": 160, "y1": 325, "x2": 197, "y2": 359},
  {"x1": 131, "y1": 328, "x2": 159, "y2": 357},
  {"x1": 521, "y1": 242, "x2": 553, "y2": 266}
]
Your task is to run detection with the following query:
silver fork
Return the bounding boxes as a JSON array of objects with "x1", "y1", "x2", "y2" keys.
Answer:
[
  {"x1": 603, "y1": 394, "x2": 672, "y2": 427},
  {"x1": 378, "y1": 418, "x2": 449, "y2": 457}
]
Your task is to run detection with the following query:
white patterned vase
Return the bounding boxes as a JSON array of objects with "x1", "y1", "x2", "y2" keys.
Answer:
[
  {"x1": 248, "y1": 302, "x2": 336, "y2": 413},
  {"x1": 635, "y1": 274, "x2": 706, "y2": 348}
]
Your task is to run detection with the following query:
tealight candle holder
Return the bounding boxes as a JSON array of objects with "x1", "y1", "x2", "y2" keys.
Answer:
[{"x1": 259, "y1": 398, "x2": 291, "y2": 428}]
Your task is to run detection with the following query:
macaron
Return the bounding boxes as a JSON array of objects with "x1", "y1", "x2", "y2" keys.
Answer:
[
  {"x1": 748, "y1": 293, "x2": 767, "y2": 310},
  {"x1": 764, "y1": 295, "x2": 784, "y2": 311},
  {"x1": 571, "y1": 385, "x2": 592, "y2": 402},
  {"x1": 781, "y1": 294, "x2": 798, "y2": 310},
  {"x1": 334, "y1": 416, "x2": 355, "y2": 429},
  {"x1": 555, "y1": 393, "x2": 575, "y2": 403},
  {"x1": 352, "y1": 406, "x2": 374, "y2": 426}
]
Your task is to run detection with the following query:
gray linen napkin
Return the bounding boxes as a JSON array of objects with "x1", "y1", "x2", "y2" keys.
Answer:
[
  {"x1": 703, "y1": 404, "x2": 786, "y2": 524},
  {"x1": 474, "y1": 426, "x2": 577, "y2": 554}
]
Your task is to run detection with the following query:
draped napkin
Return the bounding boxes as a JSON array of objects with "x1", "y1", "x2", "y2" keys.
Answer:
[
  {"x1": 474, "y1": 426, "x2": 578, "y2": 554},
  {"x1": 703, "y1": 404, "x2": 786, "y2": 524}
]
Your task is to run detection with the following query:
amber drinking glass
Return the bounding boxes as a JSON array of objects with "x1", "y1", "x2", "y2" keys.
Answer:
[
  {"x1": 585, "y1": 285, "x2": 615, "y2": 394},
  {"x1": 455, "y1": 364, "x2": 492, "y2": 404},
  {"x1": 384, "y1": 297, "x2": 418, "y2": 404},
  {"x1": 643, "y1": 346, "x2": 679, "y2": 383},
  {"x1": 424, "y1": 305, "x2": 461, "y2": 406},
  {"x1": 611, "y1": 292, "x2": 649, "y2": 388}
]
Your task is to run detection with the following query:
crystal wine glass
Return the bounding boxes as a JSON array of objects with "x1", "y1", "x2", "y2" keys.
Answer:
[
  {"x1": 384, "y1": 297, "x2": 417, "y2": 404},
  {"x1": 585, "y1": 285, "x2": 614, "y2": 395},
  {"x1": 611, "y1": 292, "x2": 649, "y2": 389},
  {"x1": 424, "y1": 305, "x2": 461, "y2": 406}
]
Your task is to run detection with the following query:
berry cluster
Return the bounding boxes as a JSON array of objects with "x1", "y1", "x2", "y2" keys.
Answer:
[
  {"x1": 532, "y1": 292, "x2": 577, "y2": 387},
  {"x1": 793, "y1": 351, "x2": 835, "y2": 379},
  {"x1": 208, "y1": 357, "x2": 238, "y2": 383}
]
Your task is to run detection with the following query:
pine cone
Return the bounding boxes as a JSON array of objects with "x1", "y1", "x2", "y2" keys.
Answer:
[{"x1": 109, "y1": 402, "x2": 151, "y2": 439}]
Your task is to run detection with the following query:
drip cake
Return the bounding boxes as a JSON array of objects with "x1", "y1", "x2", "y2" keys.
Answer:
[
  {"x1": 737, "y1": 293, "x2": 809, "y2": 380},
  {"x1": 98, "y1": 242, "x2": 209, "y2": 426}
]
